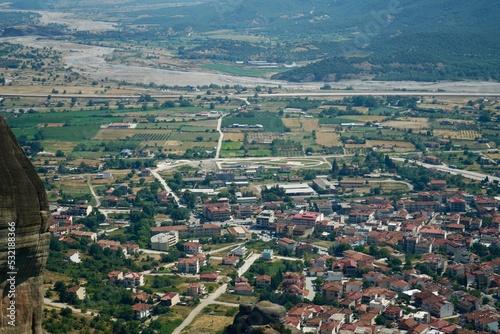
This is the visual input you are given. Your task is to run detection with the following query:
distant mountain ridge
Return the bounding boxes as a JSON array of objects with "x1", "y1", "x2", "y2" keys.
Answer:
[{"x1": 7, "y1": 0, "x2": 500, "y2": 82}]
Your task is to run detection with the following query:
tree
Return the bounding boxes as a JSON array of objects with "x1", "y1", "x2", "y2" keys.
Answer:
[
  {"x1": 55, "y1": 150, "x2": 65, "y2": 157},
  {"x1": 331, "y1": 159, "x2": 339, "y2": 177},
  {"x1": 182, "y1": 190, "x2": 197, "y2": 210},
  {"x1": 375, "y1": 314, "x2": 386, "y2": 326}
]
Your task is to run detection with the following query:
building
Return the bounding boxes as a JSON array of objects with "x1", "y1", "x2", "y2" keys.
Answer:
[
  {"x1": 277, "y1": 237, "x2": 298, "y2": 250},
  {"x1": 124, "y1": 272, "x2": 145, "y2": 287},
  {"x1": 160, "y1": 292, "x2": 180, "y2": 306},
  {"x1": 229, "y1": 245, "x2": 247, "y2": 257},
  {"x1": 256, "y1": 210, "x2": 276, "y2": 228},
  {"x1": 293, "y1": 211, "x2": 324, "y2": 227},
  {"x1": 65, "y1": 286, "x2": 86, "y2": 300},
  {"x1": 200, "y1": 273, "x2": 219, "y2": 282},
  {"x1": 227, "y1": 226, "x2": 251, "y2": 240},
  {"x1": 188, "y1": 283, "x2": 205, "y2": 297},
  {"x1": 183, "y1": 241, "x2": 202, "y2": 254},
  {"x1": 313, "y1": 178, "x2": 335, "y2": 193},
  {"x1": 262, "y1": 249, "x2": 274, "y2": 260},
  {"x1": 203, "y1": 203, "x2": 231, "y2": 221},
  {"x1": 178, "y1": 257, "x2": 200, "y2": 274},
  {"x1": 256, "y1": 275, "x2": 272, "y2": 287},
  {"x1": 424, "y1": 156, "x2": 441, "y2": 165},
  {"x1": 151, "y1": 231, "x2": 179, "y2": 251},
  {"x1": 65, "y1": 250, "x2": 81, "y2": 263},
  {"x1": 234, "y1": 283, "x2": 254, "y2": 295},
  {"x1": 132, "y1": 303, "x2": 152, "y2": 320}
]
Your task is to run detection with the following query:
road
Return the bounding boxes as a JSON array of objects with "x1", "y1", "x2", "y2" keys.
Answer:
[
  {"x1": 87, "y1": 176, "x2": 101, "y2": 207},
  {"x1": 172, "y1": 253, "x2": 260, "y2": 334},
  {"x1": 151, "y1": 162, "x2": 181, "y2": 204},
  {"x1": 391, "y1": 158, "x2": 500, "y2": 183},
  {"x1": 214, "y1": 114, "x2": 225, "y2": 160},
  {"x1": 304, "y1": 277, "x2": 316, "y2": 301},
  {"x1": 172, "y1": 283, "x2": 229, "y2": 334}
]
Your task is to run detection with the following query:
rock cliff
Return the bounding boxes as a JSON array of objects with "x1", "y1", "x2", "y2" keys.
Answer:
[{"x1": 0, "y1": 117, "x2": 50, "y2": 333}]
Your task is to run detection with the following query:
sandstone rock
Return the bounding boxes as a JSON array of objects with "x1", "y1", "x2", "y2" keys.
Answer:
[
  {"x1": 0, "y1": 117, "x2": 50, "y2": 333},
  {"x1": 232, "y1": 301, "x2": 287, "y2": 334}
]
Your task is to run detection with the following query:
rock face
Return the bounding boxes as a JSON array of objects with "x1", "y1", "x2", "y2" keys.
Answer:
[
  {"x1": 231, "y1": 301, "x2": 288, "y2": 334},
  {"x1": 0, "y1": 117, "x2": 50, "y2": 333}
]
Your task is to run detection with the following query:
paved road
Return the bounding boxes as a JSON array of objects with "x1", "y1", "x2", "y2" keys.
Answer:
[
  {"x1": 172, "y1": 283, "x2": 229, "y2": 334},
  {"x1": 304, "y1": 277, "x2": 316, "y2": 301},
  {"x1": 391, "y1": 158, "x2": 500, "y2": 183},
  {"x1": 172, "y1": 253, "x2": 260, "y2": 334}
]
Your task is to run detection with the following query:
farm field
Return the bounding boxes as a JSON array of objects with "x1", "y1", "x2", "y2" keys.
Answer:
[
  {"x1": 382, "y1": 117, "x2": 431, "y2": 130},
  {"x1": 316, "y1": 132, "x2": 342, "y2": 147},
  {"x1": 223, "y1": 132, "x2": 245, "y2": 142},
  {"x1": 345, "y1": 140, "x2": 416, "y2": 150},
  {"x1": 434, "y1": 129, "x2": 481, "y2": 140}
]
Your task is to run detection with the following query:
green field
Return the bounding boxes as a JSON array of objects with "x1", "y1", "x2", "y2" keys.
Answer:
[{"x1": 222, "y1": 114, "x2": 285, "y2": 132}]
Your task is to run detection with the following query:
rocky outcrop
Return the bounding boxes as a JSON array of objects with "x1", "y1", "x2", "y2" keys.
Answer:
[
  {"x1": 229, "y1": 301, "x2": 289, "y2": 334},
  {"x1": 0, "y1": 117, "x2": 50, "y2": 333}
]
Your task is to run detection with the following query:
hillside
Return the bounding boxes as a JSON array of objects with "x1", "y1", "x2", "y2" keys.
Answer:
[{"x1": 5, "y1": 0, "x2": 500, "y2": 82}]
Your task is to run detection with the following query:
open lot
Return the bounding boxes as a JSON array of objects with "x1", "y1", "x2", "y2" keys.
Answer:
[
  {"x1": 181, "y1": 304, "x2": 237, "y2": 334},
  {"x1": 316, "y1": 132, "x2": 342, "y2": 147}
]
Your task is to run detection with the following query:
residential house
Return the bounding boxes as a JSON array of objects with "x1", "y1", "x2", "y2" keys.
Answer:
[
  {"x1": 124, "y1": 272, "x2": 145, "y2": 287},
  {"x1": 132, "y1": 303, "x2": 152, "y2": 320},
  {"x1": 160, "y1": 292, "x2": 180, "y2": 306},
  {"x1": 65, "y1": 286, "x2": 86, "y2": 300}
]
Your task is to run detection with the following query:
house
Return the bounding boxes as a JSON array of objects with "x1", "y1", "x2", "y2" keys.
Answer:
[
  {"x1": 429, "y1": 180, "x2": 447, "y2": 190},
  {"x1": 460, "y1": 310, "x2": 500, "y2": 332},
  {"x1": 183, "y1": 241, "x2": 202, "y2": 254},
  {"x1": 188, "y1": 283, "x2": 205, "y2": 297},
  {"x1": 345, "y1": 281, "x2": 363, "y2": 293},
  {"x1": 321, "y1": 281, "x2": 343, "y2": 302},
  {"x1": 279, "y1": 165, "x2": 291, "y2": 173},
  {"x1": 262, "y1": 249, "x2": 274, "y2": 260},
  {"x1": 229, "y1": 245, "x2": 247, "y2": 257},
  {"x1": 234, "y1": 283, "x2": 254, "y2": 295},
  {"x1": 132, "y1": 303, "x2": 152, "y2": 320},
  {"x1": 65, "y1": 286, "x2": 86, "y2": 300},
  {"x1": 200, "y1": 273, "x2": 219, "y2": 282},
  {"x1": 256, "y1": 275, "x2": 272, "y2": 287},
  {"x1": 108, "y1": 270, "x2": 124, "y2": 282},
  {"x1": 222, "y1": 256, "x2": 240, "y2": 266},
  {"x1": 277, "y1": 237, "x2": 298, "y2": 250},
  {"x1": 132, "y1": 291, "x2": 152, "y2": 303},
  {"x1": 124, "y1": 272, "x2": 145, "y2": 287},
  {"x1": 160, "y1": 292, "x2": 180, "y2": 306},
  {"x1": 65, "y1": 250, "x2": 81, "y2": 263},
  {"x1": 424, "y1": 156, "x2": 441, "y2": 165},
  {"x1": 70, "y1": 230, "x2": 97, "y2": 242}
]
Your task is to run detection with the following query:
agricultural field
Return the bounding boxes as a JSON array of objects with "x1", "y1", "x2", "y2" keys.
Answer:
[
  {"x1": 247, "y1": 132, "x2": 284, "y2": 144},
  {"x1": 223, "y1": 132, "x2": 245, "y2": 142},
  {"x1": 282, "y1": 118, "x2": 301, "y2": 129},
  {"x1": 316, "y1": 132, "x2": 342, "y2": 147},
  {"x1": 345, "y1": 140, "x2": 416, "y2": 151},
  {"x1": 382, "y1": 117, "x2": 431, "y2": 130},
  {"x1": 434, "y1": 129, "x2": 481, "y2": 140},
  {"x1": 222, "y1": 113, "x2": 285, "y2": 132}
]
